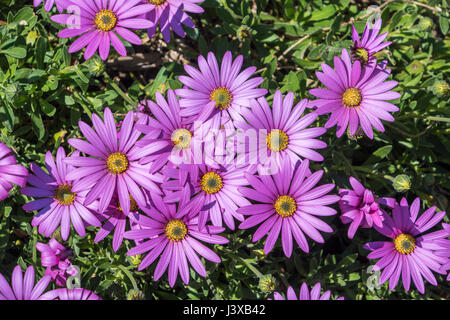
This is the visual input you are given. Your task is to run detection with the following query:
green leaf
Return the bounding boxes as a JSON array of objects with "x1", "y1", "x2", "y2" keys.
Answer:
[
  {"x1": 1, "y1": 47, "x2": 26, "y2": 59},
  {"x1": 39, "y1": 99, "x2": 56, "y2": 116},
  {"x1": 309, "y1": 5, "x2": 336, "y2": 21},
  {"x1": 31, "y1": 112, "x2": 45, "y2": 140},
  {"x1": 439, "y1": 15, "x2": 448, "y2": 35}
]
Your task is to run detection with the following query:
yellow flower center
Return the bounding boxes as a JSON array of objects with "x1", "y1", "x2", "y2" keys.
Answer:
[
  {"x1": 394, "y1": 233, "x2": 416, "y2": 255},
  {"x1": 353, "y1": 47, "x2": 369, "y2": 66},
  {"x1": 148, "y1": 0, "x2": 166, "y2": 5},
  {"x1": 165, "y1": 219, "x2": 188, "y2": 242},
  {"x1": 106, "y1": 153, "x2": 129, "y2": 174},
  {"x1": 94, "y1": 10, "x2": 117, "y2": 32},
  {"x1": 55, "y1": 184, "x2": 76, "y2": 206},
  {"x1": 117, "y1": 195, "x2": 138, "y2": 212},
  {"x1": 342, "y1": 88, "x2": 362, "y2": 108},
  {"x1": 210, "y1": 87, "x2": 233, "y2": 110},
  {"x1": 274, "y1": 195, "x2": 296, "y2": 218},
  {"x1": 171, "y1": 128, "x2": 192, "y2": 150},
  {"x1": 266, "y1": 129, "x2": 289, "y2": 152},
  {"x1": 200, "y1": 171, "x2": 223, "y2": 194}
]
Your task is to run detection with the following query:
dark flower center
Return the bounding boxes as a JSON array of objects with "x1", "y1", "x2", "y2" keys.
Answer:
[
  {"x1": 94, "y1": 10, "x2": 117, "y2": 32},
  {"x1": 210, "y1": 87, "x2": 232, "y2": 110},
  {"x1": 165, "y1": 219, "x2": 188, "y2": 242},
  {"x1": 106, "y1": 153, "x2": 129, "y2": 174},
  {"x1": 274, "y1": 195, "x2": 296, "y2": 217},
  {"x1": 200, "y1": 172, "x2": 223, "y2": 194},
  {"x1": 394, "y1": 233, "x2": 416, "y2": 255},
  {"x1": 55, "y1": 184, "x2": 76, "y2": 206},
  {"x1": 267, "y1": 129, "x2": 289, "y2": 152}
]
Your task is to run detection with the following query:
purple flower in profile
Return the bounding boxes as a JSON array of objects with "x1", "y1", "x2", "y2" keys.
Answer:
[
  {"x1": 435, "y1": 223, "x2": 450, "y2": 281},
  {"x1": 40, "y1": 288, "x2": 101, "y2": 300},
  {"x1": 51, "y1": 0, "x2": 154, "y2": 60},
  {"x1": 309, "y1": 49, "x2": 400, "y2": 139},
  {"x1": 238, "y1": 158, "x2": 339, "y2": 257},
  {"x1": 0, "y1": 265, "x2": 52, "y2": 300},
  {"x1": 175, "y1": 51, "x2": 267, "y2": 133},
  {"x1": 66, "y1": 108, "x2": 162, "y2": 216},
  {"x1": 124, "y1": 190, "x2": 228, "y2": 287},
  {"x1": 162, "y1": 163, "x2": 253, "y2": 230},
  {"x1": 238, "y1": 91, "x2": 327, "y2": 171},
  {"x1": 92, "y1": 193, "x2": 143, "y2": 252},
  {"x1": 272, "y1": 282, "x2": 344, "y2": 300},
  {"x1": 135, "y1": 90, "x2": 202, "y2": 173},
  {"x1": 0, "y1": 142, "x2": 28, "y2": 201},
  {"x1": 21, "y1": 147, "x2": 101, "y2": 240},
  {"x1": 351, "y1": 19, "x2": 391, "y2": 68},
  {"x1": 144, "y1": 0, "x2": 204, "y2": 42},
  {"x1": 339, "y1": 176, "x2": 396, "y2": 238},
  {"x1": 33, "y1": 0, "x2": 67, "y2": 12},
  {"x1": 364, "y1": 198, "x2": 449, "y2": 293},
  {"x1": 36, "y1": 238, "x2": 77, "y2": 287}
]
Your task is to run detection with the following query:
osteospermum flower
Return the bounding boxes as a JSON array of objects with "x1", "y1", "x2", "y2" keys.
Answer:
[
  {"x1": 144, "y1": 0, "x2": 204, "y2": 42},
  {"x1": 364, "y1": 197, "x2": 449, "y2": 293},
  {"x1": 51, "y1": 0, "x2": 154, "y2": 60},
  {"x1": 309, "y1": 48, "x2": 400, "y2": 139},
  {"x1": 21, "y1": 148, "x2": 101, "y2": 240},
  {"x1": 0, "y1": 265, "x2": 52, "y2": 300},
  {"x1": 36, "y1": 238, "x2": 77, "y2": 287},
  {"x1": 238, "y1": 91, "x2": 326, "y2": 171},
  {"x1": 162, "y1": 163, "x2": 254, "y2": 230},
  {"x1": 135, "y1": 90, "x2": 202, "y2": 173},
  {"x1": 272, "y1": 282, "x2": 344, "y2": 300},
  {"x1": 435, "y1": 223, "x2": 450, "y2": 281},
  {"x1": 123, "y1": 190, "x2": 229, "y2": 287},
  {"x1": 40, "y1": 288, "x2": 101, "y2": 300},
  {"x1": 238, "y1": 158, "x2": 339, "y2": 257},
  {"x1": 33, "y1": 0, "x2": 66, "y2": 12},
  {"x1": 339, "y1": 176, "x2": 396, "y2": 238},
  {"x1": 351, "y1": 19, "x2": 391, "y2": 68},
  {"x1": 175, "y1": 51, "x2": 267, "y2": 133},
  {"x1": 93, "y1": 193, "x2": 142, "y2": 252},
  {"x1": 66, "y1": 108, "x2": 162, "y2": 216},
  {"x1": 0, "y1": 142, "x2": 28, "y2": 201}
]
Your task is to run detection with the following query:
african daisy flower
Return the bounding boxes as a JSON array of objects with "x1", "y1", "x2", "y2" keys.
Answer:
[
  {"x1": 0, "y1": 142, "x2": 28, "y2": 201},
  {"x1": 237, "y1": 91, "x2": 326, "y2": 171},
  {"x1": 135, "y1": 90, "x2": 202, "y2": 173},
  {"x1": 272, "y1": 282, "x2": 344, "y2": 300},
  {"x1": 364, "y1": 197, "x2": 449, "y2": 293},
  {"x1": 124, "y1": 190, "x2": 229, "y2": 287},
  {"x1": 309, "y1": 48, "x2": 400, "y2": 139},
  {"x1": 351, "y1": 19, "x2": 391, "y2": 68},
  {"x1": 66, "y1": 108, "x2": 162, "y2": 216},
  {"x1": 143, "y1": 0, "x2": 204, "y2": 42},
  {"x1": 51, "y1": 0, "x2": 154, "y2": 60},
  {"x1": 0, "y1": 265, "x2": 51, "y2": 300},
  {"x1": 435, "y1": 223, "x2": 450, "y2": 281},
  {"x1": 21, "y1": 148, "x2": 101, "y2": 240},
  {"x1": 175, "y1": 51, "x2": 267, "y2": 133},
  {"x1": 162, "y1": 162, "x2": 254, "y2": 230},
  {"x1": 238, "y1": 158, "x2": 339, "y2": 257},
  {"x1": 40, "y1": 288, "x2": 101, "y2": 300},
  {"x1": 33, "y1": 0, "x2": 66, "y2": 12},
  {"x1": 36, "y1": 238, "x2": 77, "y2": 287},
  {"x1": 339, "y1": 176, "x2": 396, "y2": 239}
]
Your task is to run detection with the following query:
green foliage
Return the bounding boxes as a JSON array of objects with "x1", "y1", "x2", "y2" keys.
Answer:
[{"x1": 0, "y1": 0, "x2": 449, "y2": 300}]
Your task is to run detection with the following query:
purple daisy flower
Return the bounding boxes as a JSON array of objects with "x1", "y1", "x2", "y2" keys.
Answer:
[
  {"x1": 237, "y1": 91, "x2": 327, "y2": 171},
  {"x1": 135, "y1": 90, "x2": 203, "y2": 173},
  {"x1": 33, "y1": 0, "x2": 67, "y2": 12},
  {"x1": 309, "y1": 48, "x2": 400, "y2": 139},
  {"x1": 51, "y1": 0, "x2": 154, "y2": 60},
  {"x1": 36, "y1": 238, "x2": 77, "y2": 287},
  {"x1": 21, "y1": 147, "x2": 101, "y2": 240},
  {"x1": 238, "y1": 158, "x2": 339, "y2": 257},
  {"x1": 162, "y1": 162, "x2": 254, "y2": 230},
  {"x1": 0, "y1": 142, "x2": 28, "y2": 201},
  {"x1": 123, "y1": 189, "x2": 229, "y2": 287},
  {"x1": 351, "y1": 19, "x2": 391, "y2": 68},
  {"x1": 66, "y1": 108, "x2": 162, "y2": 216},
  {"x1": 92, "y1": 192, "x2": 143, "y2": 252},
  {"x1": 364, "y1": 197, "x2": 449, "y2": 293},
  {"x1": 0, "y1": 265, "x2": 52, "y2": 300},
  {"x1": 435, "y1": 223, "x2": 450, "y2": 281},
  {"x1": 143, "y1": 0, "x2": 204, "y2": 42},
  {"x1": 272, "y1": 282, "x2": 344, "y2": 300},
  {"x1": 40, "y1": 288, "x2": 101, "y2": 300},
  {"x1": 339, "y1": 176, "x2": 396, "y2": 239},
  {"x1": 175, "y1": 51, "x2": 268, "y2": 133}
]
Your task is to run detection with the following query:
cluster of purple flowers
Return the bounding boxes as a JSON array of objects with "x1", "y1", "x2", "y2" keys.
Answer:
[
  {"x1": 0, "y1": 10, "x2": 448, "y2": 299},
  {"x1": 34, "y1": 0, "x2": 205, "y2": 60}
]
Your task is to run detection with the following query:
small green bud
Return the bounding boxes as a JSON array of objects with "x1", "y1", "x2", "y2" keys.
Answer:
[
  {"x1": 393, "y1": 174, "x2": 411, "y2": 192},
  {"x1": 237, "y1": 25, "x2": 252, "y2": 42},
  {"x1": 127, "y1": 289, "x2": 145, "y2": 300},
  {"x1": 259, "y1": 275, "x2": 276, "y2": 293}
]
